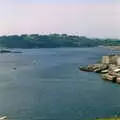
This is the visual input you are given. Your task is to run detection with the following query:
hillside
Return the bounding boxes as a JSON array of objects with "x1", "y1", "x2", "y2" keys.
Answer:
[{"x1": 0, "y1": 34, "x2": 119, "y2": 48}]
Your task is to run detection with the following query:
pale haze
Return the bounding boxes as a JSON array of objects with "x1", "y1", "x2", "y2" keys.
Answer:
[{"x1": 0, "y1": 0, "x2": 120, "y2": 38}]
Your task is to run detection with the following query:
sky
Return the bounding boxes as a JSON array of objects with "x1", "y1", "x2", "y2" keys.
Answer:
[{"x1": 0, "y1": 0, "x2": 120, "y2": 38}]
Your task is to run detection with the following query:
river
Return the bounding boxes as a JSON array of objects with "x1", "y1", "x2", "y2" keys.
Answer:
[{"x1": 0, "y1": 47, "x2": 120, "y2": 120}]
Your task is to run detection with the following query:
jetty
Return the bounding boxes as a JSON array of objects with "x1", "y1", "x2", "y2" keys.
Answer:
[{"x1": 79, "y1": 54, "x2": 120, "y2": 84}]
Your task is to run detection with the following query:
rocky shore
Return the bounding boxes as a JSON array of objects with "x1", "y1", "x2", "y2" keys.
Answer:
[{"x1": 79, "y1": 55, "x2": 120, "y2": 84}]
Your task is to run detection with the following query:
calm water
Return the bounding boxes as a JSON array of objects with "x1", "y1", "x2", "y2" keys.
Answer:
[{"x1": 0, "y1": 47, "x2": 120, "y2": 120}]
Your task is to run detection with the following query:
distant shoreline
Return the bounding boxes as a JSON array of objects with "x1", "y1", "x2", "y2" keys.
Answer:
[
  {"x1": 102, "y1": 46, "x2": 120, "y2": 50},
  {"x1": 0, "y1": 34, "x2": 119, "y2": 48},
  {"x1": 96, "y1": 118, "x2": 120, "y2": 120}
]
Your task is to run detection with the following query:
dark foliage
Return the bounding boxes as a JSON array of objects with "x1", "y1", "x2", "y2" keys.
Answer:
[{"x1": 0, "y1": 34, "x2": 119, "y2": 48}]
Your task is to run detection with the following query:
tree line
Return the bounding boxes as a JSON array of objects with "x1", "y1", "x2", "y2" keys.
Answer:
[{"x1": 0, "y1": 34, "x2": 119, "y2": 48}]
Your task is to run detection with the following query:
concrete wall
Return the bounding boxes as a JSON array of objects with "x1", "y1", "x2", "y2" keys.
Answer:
[
  {"x1": 102, "y1": 55, "x2": 120, "y2": 65},
  {"x1": 117, "y1": 57, "x2": 120, "y2": 65},
  {"x1": 102, "y1": 56, "x2": 110, "y2": 64}
]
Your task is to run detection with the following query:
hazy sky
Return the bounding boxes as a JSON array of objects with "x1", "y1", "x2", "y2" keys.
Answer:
[{"x1": 0, "y1": 0, "x2": 120, "y2": 38}]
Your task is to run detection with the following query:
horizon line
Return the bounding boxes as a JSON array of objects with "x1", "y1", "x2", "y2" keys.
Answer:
[{"x1": 0, "y1": 33, "x2": 119, "y2": 39}]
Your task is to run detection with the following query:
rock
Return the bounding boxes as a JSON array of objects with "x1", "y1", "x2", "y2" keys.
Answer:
[
  {"x1": 113, "y1": 68, "x2": 120, "y2": 72},
  {"x1": 101, "y1": 69, "x2": 108, "y2": 74},
  {"x1": 109, "y1": 64, "x2": 120, "y2": 71},
  {"x1": 116, "y1": 77, "x2": 120, "y2": 84},
  {"x1": 79, "y1": 54, "x2": 120, "y2": 84},
  {"x1": 98, "y1": 64, "x2": 108, "y2": 71},
  {"x1": 94, "y1": 68, "x2": 102, "y2": 73},
  {"x1": 80, "y1": 64, "x2": 108, "y2": 73},
  {"x1": 0, "y1": 116, "x2": 7, "y2": 120},
  {"x1": 108, "y1": 71, "x2": 120, "y2": 77},
  {"x1": 101, "y1": 74, "x2": 116, "y2": 82},
  {"x1": 79, "y1": 66, "x2": 92, "y2": 72},
  {"x1": 92, "y1": 64, "x2": 108, "y2": 71}
]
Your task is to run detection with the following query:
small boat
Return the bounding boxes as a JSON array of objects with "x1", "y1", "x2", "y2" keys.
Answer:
[{"x1": 0, "y1": 116, "x2": 7, "y2": 120}]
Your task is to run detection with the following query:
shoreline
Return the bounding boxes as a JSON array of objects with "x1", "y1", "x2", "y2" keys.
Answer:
[
  {"x1": 79, "y1": 54, "x2": 120, "y2": 84},
  {"x1": 101, "y1": 46, "x2": 120, "y2": 50}
]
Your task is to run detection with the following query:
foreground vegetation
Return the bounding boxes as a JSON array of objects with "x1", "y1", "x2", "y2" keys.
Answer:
[{"x1": 0, "y1": 34, "x2": 119, "y2": 48}]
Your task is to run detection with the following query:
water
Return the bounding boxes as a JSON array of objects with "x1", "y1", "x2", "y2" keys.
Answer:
[{"x1": 0, "y1": 47, "x2": 120, "y2": 120}]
